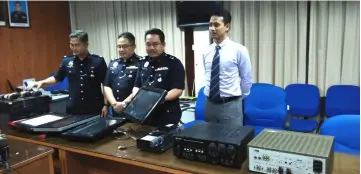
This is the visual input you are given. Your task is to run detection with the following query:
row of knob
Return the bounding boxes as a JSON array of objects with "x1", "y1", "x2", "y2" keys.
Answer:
[{"x1": 208, "y1": 143, "x2": 236, "y2": 157}]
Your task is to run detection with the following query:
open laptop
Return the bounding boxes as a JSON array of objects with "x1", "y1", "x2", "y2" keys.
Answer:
[{"x1": 61, "y1": 87, "x2": 167, "y2": 141}]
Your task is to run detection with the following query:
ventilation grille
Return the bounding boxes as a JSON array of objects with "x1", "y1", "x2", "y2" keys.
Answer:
[{"x1": 248, "y1": 129, "x2": 334, "y2": 157}]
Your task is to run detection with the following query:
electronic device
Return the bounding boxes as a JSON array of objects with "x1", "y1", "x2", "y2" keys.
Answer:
[
  {"x1": 137, "y1": 124, "x2": 180, "y2": 153},
  {"x1": 176, "y1": 1, "x2": 224, "y2": 27},
  {"x1": 173, "y1": 122, "x2": 254, "y2": 168},
  {"x1": 0, "y1": 95, "x2": 50, "y2": 131},
  {"x1": 15, "y1": 113, "x2": 100, "y2": 132},
  {"x1": 122, "y1": 87, "x2": 167, "y2": 124},
  {"x1": 247, "y1": 129, "x2": 334, "y2": 174},
  {"x1": 61, "y1": 117, "x2": 127, "y2": 141}
]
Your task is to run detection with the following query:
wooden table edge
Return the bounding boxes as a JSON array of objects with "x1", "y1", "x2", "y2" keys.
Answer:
[{"x1": 6, "y1": 135, "x2": 192, "y2": 174}]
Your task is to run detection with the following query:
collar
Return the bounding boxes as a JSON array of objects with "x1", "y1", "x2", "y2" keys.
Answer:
[
  {"x1": 149, "y1": 52, "x2": 166, "y2": 63},
  {"x1": 213, "y1": 37, "x2": 230, "y2": 49},
  {"x1": 120, "y1": 53, "x2": 137, "y2": 64},
  {"x1": 74, "y1": 52, "x2": 91, "y2": 62}
]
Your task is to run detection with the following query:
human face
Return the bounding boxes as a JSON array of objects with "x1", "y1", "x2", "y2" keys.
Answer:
[
  {"x1": 209, "y1": 15, "x2": 229, "y2": 41},
  {"x1": 145, "y1": 34, "x2": 165, "y2": 58},
  {"x1": 15, "y1": 3, "x2": 21, "y2": 12},
  {"x1": 69, "y1": 38, "x2": 88, "y2": 57},
  {"x1": 117, "y1": 37, "x2": 135, "y2": 59}
]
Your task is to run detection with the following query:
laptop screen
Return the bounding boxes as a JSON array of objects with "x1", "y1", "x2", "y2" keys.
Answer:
[{"x1": 122, "y1": 88, "x2": 166, "y2": 124}]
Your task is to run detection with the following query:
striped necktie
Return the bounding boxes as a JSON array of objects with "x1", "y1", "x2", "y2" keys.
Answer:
[{"x1": 209, "y1": 45, "x2": 221, "y2": 100}]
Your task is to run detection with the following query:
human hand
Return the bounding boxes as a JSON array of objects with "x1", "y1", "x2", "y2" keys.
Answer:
[{"x1": 101, "y1": 106, "x2": 109, "y2": 117}]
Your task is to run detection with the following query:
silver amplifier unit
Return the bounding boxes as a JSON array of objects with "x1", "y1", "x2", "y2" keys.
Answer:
[{"x1": 247, "y1": 129, "x2": 334, "y2": 174}]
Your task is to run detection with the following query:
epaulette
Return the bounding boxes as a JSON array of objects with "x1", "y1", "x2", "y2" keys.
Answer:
[
  {"x1": 165, "y1": 54, "x2": 176, "y2": 60},
  {"x1": 62, "y1": 55, "x2": 74, "y2": 60},
  {"x1": 90, "y1": 54, "x2": 103, "y2": 59},
  {"x1": 137, "y1": 55, "x2": 146, "y2": 60}
]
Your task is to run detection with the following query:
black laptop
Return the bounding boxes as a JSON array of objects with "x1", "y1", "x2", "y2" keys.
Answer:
[{"x1": 15, "y1": 113, "x2": 100, "y2": 132}]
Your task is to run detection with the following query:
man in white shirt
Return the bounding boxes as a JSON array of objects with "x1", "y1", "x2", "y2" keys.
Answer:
[{"x1": 202, "y1": 9, "x2": 252, "y2": 126}]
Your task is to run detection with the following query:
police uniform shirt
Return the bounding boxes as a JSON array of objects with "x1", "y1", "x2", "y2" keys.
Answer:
[
  {"x1": 54, "y1": 54, "x2": 107, "y2": 115},
  {"x1": 134, "y1": 53, "x2": 185, "y2": 126},
  {"x1": 103, "y1": 54, "x2": 144, "y2": 102}
]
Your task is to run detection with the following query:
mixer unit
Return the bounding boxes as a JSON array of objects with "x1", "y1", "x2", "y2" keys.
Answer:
[{"x1": 247, "y1": 129, "x2": 334, "y2": 174}]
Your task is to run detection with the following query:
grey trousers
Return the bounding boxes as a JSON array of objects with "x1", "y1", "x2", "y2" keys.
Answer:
[{"x1": 204, "y1": 97, "x2": 244, "y2": 126}]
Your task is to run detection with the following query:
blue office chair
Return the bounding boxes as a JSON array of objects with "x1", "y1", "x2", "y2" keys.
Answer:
[
  {"x1": 183, "y1": 87, "x2": 206, "y2": 129},
  {"x1": 320, "y1": 114, "x2": 360, "y2": 154},
  {"x1": 244, "y1": 83, "x2": 287, "y2": 136},
  {"x1": 45, "y1": 73, "x2": 69, "y2": 91},
  {"x1": 325, "y1": 85, "x2": 360, "y2": 117},
  {"x1": 286, "y1": 84, "x2": 320, "y2": 132}
]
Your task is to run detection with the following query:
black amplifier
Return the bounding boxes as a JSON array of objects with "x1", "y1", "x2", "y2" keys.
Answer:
[
  {"x1": 0, "y1": 95, "x2": 51, "y2": 130},
  {"x1": 173, "y1": 122, "x2": 254, "y2": 168}
]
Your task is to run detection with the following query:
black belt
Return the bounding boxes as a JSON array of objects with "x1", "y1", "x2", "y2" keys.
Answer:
[{"x1": 207, "y1": 96, "x2": 240, "y2": 104}]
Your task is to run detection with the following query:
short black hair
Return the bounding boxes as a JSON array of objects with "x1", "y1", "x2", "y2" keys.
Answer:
[
  {"x1": 15, "y1": 1, "x2": 21, "y2": 5},
  {"x1": 118, "y1": 32, "x2": 136, "y2": 45},
  {"x1": 69, "y1": 30, "x2": 88, "y2": 43},
  {"x1": 144, "y1": 28, "x2": 165, "y2": 43},
  {"x1": 211, "y1": 9, "x2": 232, "y2": 25}
]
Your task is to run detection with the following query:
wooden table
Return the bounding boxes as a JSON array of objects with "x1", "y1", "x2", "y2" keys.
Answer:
[
  {"x1": 0, "y1": 139, "x2": 54, "y2": 174},
  {"x1": 4, "y1": 123, "x2": 360, "y2": 174}
]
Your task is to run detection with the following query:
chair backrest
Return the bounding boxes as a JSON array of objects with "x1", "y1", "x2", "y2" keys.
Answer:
[
  {"x1": 195, "y1": 87, "x2": 206, "y2": 120},
  {"x1": 244, "y1": 83, "x2": 287, "y2": 127},
  {"x1": 326, "y1": 85, "x2": 360, "y2": 117},
  {"x1": 320, "y1": 114, "x2": 360, "y2": 154},
  {"x1": 245, "y1": 83, "x2": 286, "y2": 110},
  {"x1": 285, "y1": 84, "x2": 320, "y2": 116}
]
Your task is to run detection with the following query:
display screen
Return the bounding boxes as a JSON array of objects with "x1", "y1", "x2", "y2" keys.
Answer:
[
  {"x1": 123, "y1": 89, "x2": 165, "y2": 123},
  {"x1": 21, "y1": 115, "x2": 63, "y2": 126}
]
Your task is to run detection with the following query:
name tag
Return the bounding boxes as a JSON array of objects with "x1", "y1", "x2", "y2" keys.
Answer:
[
  {"x1": 126, "y1": 66, "x2": 138, "y2": 70},
  {"x1": 155, "y1": 67, "x2": 168, "y2": 71}
]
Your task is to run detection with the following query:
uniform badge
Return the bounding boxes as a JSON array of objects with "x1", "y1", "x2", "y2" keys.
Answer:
[
  {"x1": 67, "y1": 61, "x2": 73, "y2": 68},
  {"x1": 157, "y1": 77, "x2": 162, "y2": 82},
  {"x1": 144, "y1": 61, "x2": 149, "y2": 68},
  {"x1": 113, "y1": 62, "x2": 118, "y2": 68}
]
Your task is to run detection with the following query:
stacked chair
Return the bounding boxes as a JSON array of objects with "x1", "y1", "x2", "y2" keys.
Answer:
[
  {"x1": 320, "y1": 114, "x2": 360, "y2": 154},
  {"x1": 243, "y1": 83, "x2": 287, "y2": 136},
  {"x1": 325, "y1": 85, "x2": 360, "y2": 117},
  {"x1": 285, "y1": 84, "x2": 320, "y2": 132},
  {"x1": 183, "y1": 87, "x2": 206, "y2": 129}
]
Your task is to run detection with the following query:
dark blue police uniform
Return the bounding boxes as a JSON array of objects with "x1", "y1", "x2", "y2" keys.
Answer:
[
  {"x1": 54, "y1": 54, "x2": 107, "y2": 115},
  {"x1": 134, "y1": 53, "x2": 185, "y2": 127},
  {"x1": 103, "y1": 54, "x2": 144, "y2": 115}
]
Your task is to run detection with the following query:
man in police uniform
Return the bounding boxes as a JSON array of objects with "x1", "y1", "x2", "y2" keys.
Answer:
[
  {"x1": 103, "y1": 32, "x2": 144, "y2": 116},
  {"x1": 29, "y1": 30, "x2": 109, "y2": 116},
  {"x1": 130, "y1": 28, "x2": 185, "y2": 127}
]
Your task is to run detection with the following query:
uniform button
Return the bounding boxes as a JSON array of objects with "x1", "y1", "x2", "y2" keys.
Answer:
[
  {"x1": 69, "y1": 98, "x2": 71, "y2": 100},
  {"x1": 152, "y1": 66, "x2": 154, "y2": 68},
  {"x1": 117, "y1": 83, "x2": 120, "y2": 85},
  {"x1": 117, "y1": 97, "x2": 119, "y2": 100},
  {"x1": 81, "y1": 91, "x2": 83, "y2": 93},
  {"x1": 80, "y1": 77, "x2": 83, "y2": 80},
  {"x1": 117, "y1": 90, "x2": 119, "y2": 92},
  {"x1": 121, "y1": 71, "x2": 123, "y2": 73},
  {"x1": 80, "y1": 64, "x2": 83, "y2": 66},
  {"x1": 150, "y1": 75, "x2": 153, "y2": 77},
  {"x1": 82, "y1": 98, "x2": 84, "y2": 100},
  {"x1": 91, "y1": 71, "x2": 93, "y2": 73},
  {"x1": 80, "y1": 71, "x2": 83, "y2": 73},
  {"x1": 81, "y1": 84, "x2": 83, "y2": 86},
  {"x1": 112, "y1": 71, "x2": 114, "y2": 74}
]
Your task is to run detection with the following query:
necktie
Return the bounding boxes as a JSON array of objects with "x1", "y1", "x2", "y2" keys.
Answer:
[{"x1": 209, "y1": 45, "x2": 221, "y2": 100}]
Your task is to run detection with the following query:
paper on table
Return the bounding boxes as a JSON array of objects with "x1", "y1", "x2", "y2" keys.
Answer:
[{"x1": 21, "y1": 115, "x2": 63, "y2": 126}]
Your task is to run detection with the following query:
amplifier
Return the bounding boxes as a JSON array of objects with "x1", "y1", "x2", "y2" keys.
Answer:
[
  {"x1": 0, "y1": 95, "x2": 51, "y2": 130},
  {"x1": 248, "y1": 129, "x2": 334, "y2": 174},
  {"x1": 173, "y1": 122, "x2": 254, "y2": 168}
]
